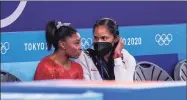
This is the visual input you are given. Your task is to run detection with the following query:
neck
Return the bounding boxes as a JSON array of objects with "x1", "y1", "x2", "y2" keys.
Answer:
[{"x1": 52, "y1": 50, "x2": 70, "y2": 67}]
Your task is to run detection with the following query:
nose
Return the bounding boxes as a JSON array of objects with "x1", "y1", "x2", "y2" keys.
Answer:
[
  {"x1": 78, "y1": 44, "x2": 82, "y2": 50},
  {"x1": 79, "y1": 48, "x2": 82, "y2": 51}
]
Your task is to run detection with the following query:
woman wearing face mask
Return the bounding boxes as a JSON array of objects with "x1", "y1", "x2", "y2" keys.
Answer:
[
  {"x1": 77, "y1": 18, "x2": 136, "y2": 81},
  {"x1": 34, "y1": 20, "x2": 83, "y2": 80}
]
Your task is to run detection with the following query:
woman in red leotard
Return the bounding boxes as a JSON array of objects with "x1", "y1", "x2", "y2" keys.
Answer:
[{"x1": 34, "y1": 20, "x2": 83, "y2": 80}]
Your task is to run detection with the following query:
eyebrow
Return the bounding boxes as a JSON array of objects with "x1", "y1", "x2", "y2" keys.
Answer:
[
  {"x1": 94, "y1": 35, "x2": 106, "y2": 37},
  {"x1": 94, "y1": 35, "x2": 109, "y2": 37}
]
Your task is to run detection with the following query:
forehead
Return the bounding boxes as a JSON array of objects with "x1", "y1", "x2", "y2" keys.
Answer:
[
  {"x1": 66, "y1": 33, "x2": 81, "y2": 41},
  {"x1": 94, "y1": 25, "x2": 112, "y2": 37}
]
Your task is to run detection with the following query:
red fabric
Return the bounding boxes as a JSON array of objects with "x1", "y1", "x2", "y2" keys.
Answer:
[{"x1": 34, "y1": 57, "x2": 83, "y2": 80}]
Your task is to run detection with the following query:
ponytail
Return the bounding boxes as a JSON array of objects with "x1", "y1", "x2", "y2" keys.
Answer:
[
  {"x1": 45, "y1": 20, "x2": 77, "y2": 51},
  {"x1": 45, "y1": 20, "x2": 57, "y2": 51}
]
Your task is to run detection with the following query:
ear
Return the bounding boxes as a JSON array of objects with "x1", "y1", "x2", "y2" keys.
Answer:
[{"x1": 59, "y1": 40, "x2": 66, "y2": 50}]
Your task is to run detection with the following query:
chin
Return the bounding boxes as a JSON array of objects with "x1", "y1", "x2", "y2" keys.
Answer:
[
  {"x1": 70, "y1": 52, "x2": 81, "y2": 59},
  {"x1": 72, "y1": 56, "x2": 79, "y2": 59},
  {"x1": 75, "y1": 54, "x2": 81, "y2": 59},
  {"x1": 71, "y1": 55, "x2": 79, "y2": 59}
]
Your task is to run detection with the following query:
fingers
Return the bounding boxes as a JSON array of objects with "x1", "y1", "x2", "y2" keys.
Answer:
[
  {"x1": 115, "y1": 37, "x2": 124, "y2": 48},
  {"x1": 119, "y1": 37, "x2": 124, "y2": 45},
  {"x1": 120, "y1": 38, "x2": 123, "y2": 43},
  {"x1": 115, "y1": 36, "x2": 120, "y2": 43}
]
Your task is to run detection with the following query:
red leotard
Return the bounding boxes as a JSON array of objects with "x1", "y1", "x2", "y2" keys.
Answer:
[{"x1": 34, "y1": 57, "x2": 83, "y2": 80}]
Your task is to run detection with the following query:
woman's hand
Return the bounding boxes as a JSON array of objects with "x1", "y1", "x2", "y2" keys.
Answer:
[{"x1": 113, "y1": 37, "x2": 124, "y2": 59}]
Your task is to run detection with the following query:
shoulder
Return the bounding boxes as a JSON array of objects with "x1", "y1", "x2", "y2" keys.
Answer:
[
  {"x1": 121, "y1": 49, "x2": 135, "y2": 59},
  {"x1": 76, "y1": 49, "x2": 96, "y2": 69},
  {"x1": 37, "y1": 57, "x2": 55, "y2": 68},
  {"x1": 121, "y1": 49, "x2": 131, "y2": 56},
  {"x1": 77, "y1": 50, "x2": 93, "y2": 61},
  {"x1": 72, "y1": 61, "x2": 82, "y2": 67},
  {"x1": 71, "y1": 61, "x2": 83, "y2": 70},
  {"x1": 79, "y1": 51, "x2": 88, "y2": 58},
  {"x1": 121, "y1": 49, "x2": 136, "y2": 65}
]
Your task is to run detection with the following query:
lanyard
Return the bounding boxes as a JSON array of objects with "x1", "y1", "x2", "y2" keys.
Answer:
[{"x1": 99, "y1": 58, "x2": 104, "y2": 79}]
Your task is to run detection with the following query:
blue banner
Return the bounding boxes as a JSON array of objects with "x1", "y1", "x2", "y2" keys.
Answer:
[{"x1": 1, "y1": 24, "x2": 186, "y2": 63}]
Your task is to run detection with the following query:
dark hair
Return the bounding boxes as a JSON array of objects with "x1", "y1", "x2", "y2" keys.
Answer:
[
  {"x1": 93, "y1": 18, "x2": 120, "y2": 80},
  {"x1": 45, "y1": 20, "x2": 77, "y2": 51},
  {"x1": 93, "y1": 18, "x2": 119, "y2": 36}
]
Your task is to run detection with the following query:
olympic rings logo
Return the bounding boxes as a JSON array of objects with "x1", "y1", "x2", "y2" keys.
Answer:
[
  {"x1": 1, "y1": 42, "x2": 10, "y2": 54},
  {"x1": 81, "y1": 38, "x2": 93, "y2": 49},
  {"x1": 155, "y1": 34, "x2": 172, "y2": 46}
]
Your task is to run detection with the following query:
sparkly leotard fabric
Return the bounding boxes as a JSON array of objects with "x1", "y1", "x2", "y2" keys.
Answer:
[{"x1": 34, "y1": 57, "x2": 83, "y2": 80}]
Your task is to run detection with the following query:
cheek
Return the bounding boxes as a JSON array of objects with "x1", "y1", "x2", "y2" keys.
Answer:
[
  {"x1": 107, "y1": 39, "x2": 114, "y2": 43},
  {"x1": 66, "y1": 45, "x2": 81, "y2": 58},
  {"x1": 107, "y1": 38, "x2": 114, "y2": 43},
  {"x1": 66, "y1": 44, "x2": 78, "y2": 52}
]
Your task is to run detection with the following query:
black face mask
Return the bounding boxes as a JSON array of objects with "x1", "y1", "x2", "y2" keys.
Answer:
[{"x1": 93, "y1": 42, "x2": 113, "y2": 57}]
